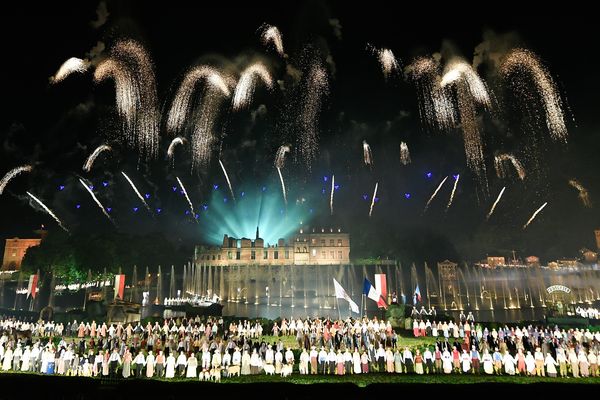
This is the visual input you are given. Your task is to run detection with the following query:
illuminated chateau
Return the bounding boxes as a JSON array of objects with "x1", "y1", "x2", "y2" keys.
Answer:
[{"x1": 194, "y1": 226, "x2": 350, "y2": 266}]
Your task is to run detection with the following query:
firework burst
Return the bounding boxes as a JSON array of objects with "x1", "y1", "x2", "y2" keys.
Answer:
[
  {"x1": 166, "y1": 66, "x2": 232, "y2": 134},
  {"x1": 51, "y1": 57, "x2": 88, "y2": 83},
  {"x1": 523, "y1": 202, "x2": 548, "y2": 229},
  {"x1": 274, "y1": 145, "x2": 290, "y2": 169},
  {"x1": 232, "y1": 63, "x2": 273, "y2": 110},
  {"x1": 501, "y1": 48, "x2": 568, "y2": 143},
  {"x1": 369, "y1": 45, "x2": 399, "y2": 79},
  {"x1": 369, "y1": 182, "x2": 378, "y2": 218},
  {"x1": 0, "y1": 165, "x2": 32, "y2": 195},
  {"x1": 83, "y1": 145, "x2": 112, "y2": 172},
  {"x1": 298, "y1": 64, "x2": 329, "y2": 171},
  {"x1": 424, "y1": 176, "x2": 448, "y2": 212},
  {"x1": 218, "y1": 159, "x2": 235, "y2": 203},
  {"x1": 121, "y1": 171, "x2": 152, "y2": 215},
  {"x1": 400, "y1": 142, "x2": 411, "y2": 165},
  {"x1": 406, "y1": 57, "x2": 455, "y2": 130},
  {"x1": 167, "y1": 137, "x2": 186, "y2": 161},
  {"x1": 362, "y1": 140, "x2": 373, "y2": 166},
  {"x1": 569, "y1": 179, "x2": 592, "y2": 208},
  {"x1": 259, "y1": 24, "x2": 285, "y2": 57},
  {"x1": 494, "y1": 153, "x2": 526, "y2": 180},
  {"x1": 78, "y1": 178, "x2": 115, "y2": 226},
  {"x1": 486, "y1": 186, "x2": 506, "y2": 220},
  {"x1": 446, "y1": 175, "x2": 460, "y2": 211},
  {"x1": 94, "y1": 40, "x2": 160, "y2": 159},
  {"x1": 26, "y1": 192, "x2": 69, "y2": 232}
]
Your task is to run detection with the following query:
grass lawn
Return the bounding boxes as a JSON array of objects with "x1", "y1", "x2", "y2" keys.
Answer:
[{"x1": 256, "y1": 334, "x2": 438, "y2": 349}]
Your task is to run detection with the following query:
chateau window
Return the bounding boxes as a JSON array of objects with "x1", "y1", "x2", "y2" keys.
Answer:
[
  {"x1": 228, "y1": 251, "x2": 232, "y2": 260},
  {"x1": 320, "y1": 239, "x2": 325, "y2": 246},
  {"x1": 12, "y1": 252, "x2": 16, "y2": 257},
  {"x1": 264, "y1": 250, "x2": 268, "y2": 259},
  {"x1": 236, "y1": 251, "x2": 240, "y2": 260},
  {"x1": 329, "y1": 239, "x2": 334, "y2": 246},
  {"x1": 251, "y1": 251, "x2": 256, "y2": 260},
  {"x1": 274, "y1": 251, "x2": 278, "y2": 259},
  {"x1": 321, "y1": 251, "x2": 326, "y2": 258},
  {"x1": 218, "y1": 255, "x2": 221, "y2": 260},
  {"x1": 337, "y1": 239, "x2": 342, "y2": 246},
  {"x1": 330, "y1": 251, "x2": 334, "y2": 259},
  {"x1": 303, "y1": 247, "x2": 307, "y2": 252},
  {"x1": 338, "y1": 251, "x2": 342, "y2": 259},
  {"x1": 212, "y1": 255, "x2": 216, "y2": 260},
  {"x1": 285, "y1": 250, "x2": 289, "y2": 259},
  {"x1": 296, "y1": 247, "x2": 300, "y2": 252},
  {"x1": 311, "y1": 238, "x2": 317, "y2": 245},
  {"x1": 312, "y1": 249, "x2": 317, "y2": 257}
]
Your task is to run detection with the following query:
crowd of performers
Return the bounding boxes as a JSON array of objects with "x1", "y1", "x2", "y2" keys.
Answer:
[{"x1": 0, "y1": 314, "x2": 599, "y2": 380}]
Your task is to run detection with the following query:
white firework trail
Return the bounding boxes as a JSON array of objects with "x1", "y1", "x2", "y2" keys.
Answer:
[
  {"x1": 501, "y1": 48, "x2": 568, "y2": 143},
  {"x1": 260, "y1": 24, "x2": 285, "y2": 57},
  {"x1": 330, "y1": 175, "x2": 335, "y2": 215},
  {"x1": 78, "y1": 178, "x2": 115, "y2": 226},
  {"x1": 83, "y1": 145, "x2": 112, "y2": 172},
  {"x1": 424, "y1": 176, "x2": 448, "y2": 212},
  {"x1": 176, "y1": 177, "x2": 196, "y2": 219},
  {"x1": 121, "y1": 171, "x2": 152, "y2": 215},
  {"x1": 232, "y1": 63, "x2": 273, "y2": 110},
  {"x1": 523, "y1": 202, "x2": 548, "y2": 230},
  {"x1": 51, "y1": 57, "x2": 88, "y2": 83},
  {"x1": 568, "y1": 179, "x2": 592, "y2": 208},
  {"x1": 0, "y1": 165, "x2": 32, "y2": 195},
  {"x1": 369, "y1": 182, "x2": 379, "y2": 218},
  {"x1": 298, "y1": 64, "x2": 329, "y2": 171},
  {"x1": 276, "y1": 167, "x2": 287, "y2": 207},
  {"x1": 218, "y1": 160, "x2": 235, "y2": 203},
  {"x1": 166, "y1": 66, "x2": 231, "y2": 134},
  {"x1": 369, "y1": 45, "x2": 399, "y2": 79},
  {"x1": 167, "y1": 137, "x2": 185, "y2": 159},
  {"x1": 494, "y1": 154, "x2": 526, "y2": 180},
  {"x1": 446, "y1": 175, "x2": 460, "y2": 211},
  {"x1": 362, "y1": 140, "x2": 373, "y2": 166},
  {"x1": 26, "y1": 191, "x2": 68, "y2": 232},
  {"x1": 400, "y1": 142, "x2": 411, "y2": 165},
  {"x1": 274, "y1": 145, "x2": 290, "y2": 169},
  {"x1": 486, "y1": 186, "x2": 506, "y2": 220}
]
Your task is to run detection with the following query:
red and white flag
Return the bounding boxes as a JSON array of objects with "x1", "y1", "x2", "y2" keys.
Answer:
[
  {"x1": 374, "y1": 274, "x2": 387, "y2": 301},
  {"x1": 114, "y1": 274, "x2": 126, "y2": 300},
  {"x1": 27, "y1": 274, "x2": 39, "y2": 299}
]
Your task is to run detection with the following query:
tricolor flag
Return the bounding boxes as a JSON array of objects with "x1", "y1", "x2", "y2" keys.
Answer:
[
  {"x1": 413, "y1": 284, "x2": 422, "y2": 305},
  {"x1": 333, "y1": 278, "x2": 360, "y2": 314},
  {"x1": 374, "y1": 274, "x2": 387, "y2": 308},
  {"x1": 363, "y1": 278, "x2": 387, "y2": 309},
  {"x1": 114, "y1": 274, "x2": 126, "y2": 300},
  {"x1": 27, "y1": 274, "x2": 39, "y2": 299}
]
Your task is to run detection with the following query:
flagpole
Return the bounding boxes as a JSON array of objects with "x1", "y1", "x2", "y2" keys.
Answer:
[{"x1": 336, "y1": 296, "x2": 341, "y2": 321}]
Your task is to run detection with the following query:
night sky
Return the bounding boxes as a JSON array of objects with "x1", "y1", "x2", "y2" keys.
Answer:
[{"x1": 1, "y1": 2, "x2": 599, "y2": 265}]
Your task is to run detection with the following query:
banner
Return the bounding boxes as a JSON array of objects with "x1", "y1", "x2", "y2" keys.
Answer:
[
  {"x1": 27, "y1": 274, "x2": 39, "y2": 299},
  {"x1": 374, "y1": 274, "x2": 387, "y2": 307},
  {"x1": 114, "y1": 274, "x2": 126, "y2": 300},
  {"x1": 333, "y1": 278, "x2": 359, "y2": 314}
]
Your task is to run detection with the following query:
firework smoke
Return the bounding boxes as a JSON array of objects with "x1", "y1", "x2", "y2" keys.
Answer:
[
  {"x1": 218, "y1": 160, "x2": 235, "y2": 203},
  {"x1": 83, "y1": 145, "x2": 111, "y2": 172},
  {"x1": 369, "y1": 46, "x2": 399, "y2": 79},
  {"x1": 51, "y1": 57, "x2": 88, "y2": 83},
  {"x1": 400, "y1": 142, "x2": 411, "y2": 165},
  {"x1": 406, "y1": 57, "x2": 455, "y2": 130},
  {"x1": 569, "y1": 179, "x2": 592, "y2": 208},
  {"x1": 424, "y1": 176, "x2": 448, "y2": 212},
  {"x1": 94, "y1": 40, "x2": 160, "y2": 159},
  {"x1": 26, "y1": 192, "x2": 68, "y2": 232},
  {"x1": 0, "y1": 165, "x2": 32, "y2": 195},
  {"x1": 369, "y1": 182, "x2": 378, "y2": 218},
  {"x1": 260, "y1": 24, "x2": 285, "y2": 57},
  {"x1": 274, "y1": 145, "x2": 290, "y2": 169},
  {"x1": 523, "y1": 202, "x2": 548, "y2": 229},
  {"x1": 298, "y1": 64, "x2": 329, "y2": 171},
  {"x1": 486, "y1": 186, "x2": 506, "y2": 220},
  {"x1": 446, "y1": 175, "x2": 460, "y2": 211},
  {"x1": 362, "y1": 140, "x2": 373, "y2": 166},
  {"x1": 166, "y1": 66, "x2": 231, "y2": 134},
  {"x1": 276, "y1": 167, "x2": 287, "y2": 206},
  {"x1": 78, "y1": 178, "x2": 115, "y2": 226},
  {"x1": 494, "y1": 153, "x2": 526, "y2": 180},
  {"x1": 330, "y1": 175, "x2": 335, "y2": 215},
  {"x1": 121, "y1": 171, "x2": 152, "y2": 215},
  {"x1": 232, "y1": 63, "x2": 273, "y2": 110},
  {"x1": 167, "y1": 137, "x2": 185, "y2": 160},
  {"x1": 501, "y1": 48, "x2": 568, "y2": 142},
  {"x1": 176, "y1": 177, "x2": 196, "y2": 219}
]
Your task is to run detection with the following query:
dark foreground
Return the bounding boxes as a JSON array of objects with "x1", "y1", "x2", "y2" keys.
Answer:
[{"x1": 1, "y1": 374, "x2": 598, "y2": 399}]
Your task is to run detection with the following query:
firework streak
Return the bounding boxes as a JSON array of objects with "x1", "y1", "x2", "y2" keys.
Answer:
[
  {"x1": 176, "y1": 177, "x2": 196, "y2": 220},
  {"x1": 83, "y1": 145, "x2": 111, "y2": 172},
  {"x1": 486, "y1": 186, "x2": 506, "y2": 220},
  {"x1": 219, "y1": 160, "x2": 235, "y2": 203},
  {"x1": 277, "y1": 167, "x2": 287, "y2": 207},
  {"x1": 523, "y1": 202, "x2": 548, "y2": 229},
  {"x1": 78, "y1": 178, "x2": 115, "y2": 226},
  {"x1": 424, "y1": 176, "x2": 448, "y2": 212},
  {"x1": 121, "y1": 172, "x2": 152, "y2": 215},
  {"x1": 0, "y1": 165, "x2": 32, "y2": 195},
  {"x1": 446, "y1": 175, "x2": 460, "y2": 211},
  {"x1": 26, "y1": 192, "x2": 69, "y2": 232},
  {"x1": 369, "y1": 182, "x2": 378, "y2": 218}
]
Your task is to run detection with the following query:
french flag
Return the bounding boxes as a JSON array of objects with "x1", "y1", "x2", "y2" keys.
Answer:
[
  {"x1": 114, "y1": 274, "x2": 126, "y2": 300},
  {"x1": 374, "y1": 274, "x2": 388, "y2": 309},
  {"x1": 363, "y1": 278, "x2": 387, "y2": 309},
  {"x1": 413, "y1": 284, "x2": 422, "y2": 305}
]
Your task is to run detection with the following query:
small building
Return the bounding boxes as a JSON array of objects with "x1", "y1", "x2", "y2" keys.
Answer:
[
  {"x1": 486, "y1": 256, "x2": 506, "y2": 268},
  {"x1": 525, "y1": 256, "x2": 540, "y2": 267},
  {"x1": 2, "y1": 228, "x2": 46, "y2": 271}
]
